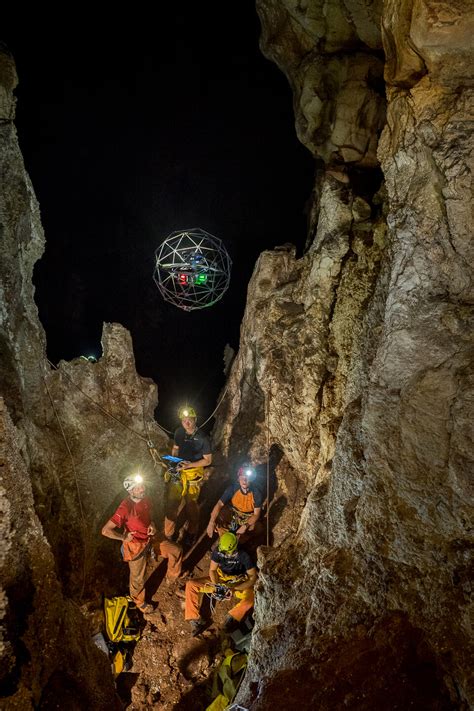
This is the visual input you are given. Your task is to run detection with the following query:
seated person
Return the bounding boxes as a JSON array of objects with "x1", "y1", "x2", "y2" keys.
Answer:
[
  {"x1": 184, "y1": 532, "x2": 257, "y2": 636},
  {"x1": 207, "y1": 464, "x2": 262, "y2": 539}
]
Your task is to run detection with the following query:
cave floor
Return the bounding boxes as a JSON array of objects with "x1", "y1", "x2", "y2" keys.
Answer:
[{"x1": 107, "y1": 532, "x2": 258, "y2": 711}]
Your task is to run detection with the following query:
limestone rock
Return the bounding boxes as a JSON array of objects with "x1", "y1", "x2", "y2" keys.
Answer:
[
  {"x1": 0, "y1": 400, "x2": 122, "y2": 710},
  {"x1": 211, "y1": 2, "x2": 474, "y2": 709},
  {"x1": 0, "y1": 49, "x2": 168, "y2": 706},
  {"x1": 257, "y1": 0, "x2": 386, "y2": 166}
]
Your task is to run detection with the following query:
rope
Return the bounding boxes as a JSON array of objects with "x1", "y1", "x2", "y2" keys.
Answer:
[
  {"x1": 199, "y1": 382, "x2": 230, "y2": 429},
  {"x1": 47, "y1": 359, "x2": 149, "y2": 441},
  {"x1": 43, "y1": 375, "x2": 87, "y2": 599}
]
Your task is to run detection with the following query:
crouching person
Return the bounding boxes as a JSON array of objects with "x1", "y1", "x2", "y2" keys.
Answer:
[
  {"x1": 207, "y1": 464, "x2": 262, "y2": 541},
  {"x1": 184, "y1": 532, "x2": 257, "y2": 636},
  {"x1": 102, "y1": 474, "x2": 183, "y2": 614}
]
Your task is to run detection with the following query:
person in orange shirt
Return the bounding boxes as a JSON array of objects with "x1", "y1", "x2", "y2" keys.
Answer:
[{"x1": 206, "y1": 465, "x2": 263, "y2": 540}]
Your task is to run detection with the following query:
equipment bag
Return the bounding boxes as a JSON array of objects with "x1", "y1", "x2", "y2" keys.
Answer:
[
  {"x1": 104, "y1": 596, "x2": 141, "y2": 643},
  {"x1": 206, "y1": 649, "x2": 247, "y2": 711}
]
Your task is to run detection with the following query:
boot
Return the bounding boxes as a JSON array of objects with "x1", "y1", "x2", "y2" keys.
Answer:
[{"x1": 190, "y1": 617, "x2": 207, "y2": 637}]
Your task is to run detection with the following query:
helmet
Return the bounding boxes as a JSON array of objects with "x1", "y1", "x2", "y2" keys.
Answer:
[
  {"x1": 179, "y1": 406, "x2": 197, "y2": 420},
  {"x1": 123, "y1": 473, "x2": 144, "y2": 492},
  {"x1": 218, "y1": 532, "x2": 238, "y2": 554},
  {"x1": 237, "y1": 464, "x2": 255, "y2": 479}
]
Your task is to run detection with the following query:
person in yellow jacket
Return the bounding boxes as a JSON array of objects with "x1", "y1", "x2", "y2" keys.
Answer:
[{"x1": 164, "y1": 406, "x2": 212, "y2": 546}]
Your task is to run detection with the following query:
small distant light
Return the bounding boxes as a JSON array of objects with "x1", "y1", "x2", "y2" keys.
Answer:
[
  {"x1": 195, "y1": 273, "x2": 208, "y2": 285},
  {"x1": 178, "y1": 273, "x2": 188, "y2": 285}
]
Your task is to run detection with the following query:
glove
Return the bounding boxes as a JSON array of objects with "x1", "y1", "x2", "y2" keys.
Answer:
[{"x1": 163, "y1": 470, "x2": 171, "y2": 483}]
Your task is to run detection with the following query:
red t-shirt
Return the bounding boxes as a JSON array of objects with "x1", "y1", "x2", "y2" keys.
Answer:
[{"x1": 110, "y1": 496, "x2": 151, "y2": 541}]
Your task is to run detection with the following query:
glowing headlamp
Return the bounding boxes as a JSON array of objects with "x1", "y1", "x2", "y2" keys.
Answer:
[
  {"x1": 182, "y1": 410, "x2": 189, "y2": 417},
  {"x1": 133, "y1": 474, "x2": 143, "y2": 484},
  {"x1": 238, "y1": 466, "x2": 254, "y2": 478}
]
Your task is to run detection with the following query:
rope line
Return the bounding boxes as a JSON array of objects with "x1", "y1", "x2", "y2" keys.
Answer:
[
  {"x1": 199, "y1": 383, "x2": 230, "y2": 428},
  {"x1": 47, "y1": 359, "x2": 149, "y2": 441}
]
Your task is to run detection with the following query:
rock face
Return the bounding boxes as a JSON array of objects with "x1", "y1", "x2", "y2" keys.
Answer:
[
  {"x1": 1, "y1": 2, "x2": 473, "y2": 707},
  {"x1": 0, "y1": 49, "x2": 168, "y2": 708},
  {"x1": 212, "y1": 2, "x2": 474, "y2": 708},
  {"x1": 0, "y1": 400, "x2": 121, "y2": 710}
]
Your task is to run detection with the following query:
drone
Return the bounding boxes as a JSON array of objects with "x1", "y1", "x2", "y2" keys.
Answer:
[{"x1": 153, "y1": 228, "x2": 232, "y2": 311}]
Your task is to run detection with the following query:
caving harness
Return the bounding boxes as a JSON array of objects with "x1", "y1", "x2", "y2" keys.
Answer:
[
  {"x1": 206, "y1": 571, "x2": 249, "y2": 614},
  {"x1": 162, "y1": 454, "x2": 204, "y2": 496}
]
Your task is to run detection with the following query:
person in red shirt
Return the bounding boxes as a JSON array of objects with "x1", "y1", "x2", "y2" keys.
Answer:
[{"x1": 102, "y1": 474, "x2": 183, "y2": 613}]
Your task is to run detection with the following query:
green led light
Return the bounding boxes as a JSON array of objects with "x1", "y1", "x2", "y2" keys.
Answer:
[{"x1": 195, "y1": 273, "x2": 208, "y2": 285}]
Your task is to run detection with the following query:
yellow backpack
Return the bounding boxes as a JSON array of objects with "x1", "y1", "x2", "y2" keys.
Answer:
[
  {"x1": 206, "y1": 649, "x2": 247, "y2": 711},
  {"x1": 104, "y1": 596, "x2": 141, "y2": 643}
]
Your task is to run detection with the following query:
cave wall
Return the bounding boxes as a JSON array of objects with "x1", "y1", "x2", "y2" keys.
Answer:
[
  {"x1": 0, "y1": 49, "x2": 168, "y2": 706},
  {"x1": 212, "y1": 1, "x2": 474, "y2": 708}
]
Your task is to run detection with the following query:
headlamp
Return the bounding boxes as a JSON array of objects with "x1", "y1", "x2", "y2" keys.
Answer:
[{"x1": 133, "y1": 474, "x2": 143, "y2": 484}]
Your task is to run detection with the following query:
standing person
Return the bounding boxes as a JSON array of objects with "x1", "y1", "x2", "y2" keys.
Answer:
[
  {"x1": 102, "y1": 474, "x2": 183, "y2": 614},
  {"x1": 164, "y1": 406, "x2": 212, "y2": 546},
  {"x1": 206, "y1": 464, "x2": 262, "y2": 540},
  {"x1": 184, "y1": 532, "x2": 257, "y2": 636}
]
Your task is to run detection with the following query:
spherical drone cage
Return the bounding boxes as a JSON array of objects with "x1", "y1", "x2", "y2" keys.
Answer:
[{"x1": 153, "y1": 228, "x2": 232, "y2": 311}]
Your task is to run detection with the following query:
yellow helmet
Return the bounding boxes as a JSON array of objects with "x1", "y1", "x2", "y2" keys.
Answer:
[
  {"x1": 179, "y1": 406, "x2": 197, "y2": 420},
  {"x1": 218, "y1": 532, "x2": 238, "y2": 554}
]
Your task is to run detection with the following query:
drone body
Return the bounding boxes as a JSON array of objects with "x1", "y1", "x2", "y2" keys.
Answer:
[{"x1": 153, "y1": 228, "x2": 232, "y2": 311}]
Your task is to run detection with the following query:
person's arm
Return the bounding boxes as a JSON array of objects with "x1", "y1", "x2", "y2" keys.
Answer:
[
  {"x1": 209, "y1": 560, "x2": 219, "y2": 585},
  {"x1": 101, "y1": 519, "x2": 135, "y2": 543},
  {"x1": 172, "y1": 443, "x2": 179, "y2": 457},
  {"x1": 236, "y1": 507, "x2": 261, "y2": 535},
  {"x1": 180, "y1": 452, "x2": 212, "y2": 469},
  {"x1": 207, "y1": 500, "x2": 224, "y2": 537},
  {"x1": 147, "y1": 520, "x2": 156, "y2": 536},
  {"x1": 233, "y1": 567, "x2": 257, "y2": 591}
]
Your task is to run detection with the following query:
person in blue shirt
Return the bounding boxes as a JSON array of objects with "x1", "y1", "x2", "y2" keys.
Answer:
[{"x1": 164, "y1": 406, "x2": 212, "y2": 545}]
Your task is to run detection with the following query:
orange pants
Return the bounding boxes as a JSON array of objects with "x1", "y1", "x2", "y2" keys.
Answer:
[
  {"x1": 128, "y1": 540, "x2": 183, "y2": 606},
  {"x1": 184, "y1": 576, "x2": 254, "y2": 622}
]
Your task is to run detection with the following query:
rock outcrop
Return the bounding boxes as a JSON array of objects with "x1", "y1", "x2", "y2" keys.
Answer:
[
  {"x1": 212, "y1": 1, "x2": 474, "y2": 708},
  {"x1": 0, "y1": 49, "x2": 168, "y2": 708}
]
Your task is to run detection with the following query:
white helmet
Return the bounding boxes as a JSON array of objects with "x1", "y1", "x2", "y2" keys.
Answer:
[{"x1": 123, "y1": 473, "x2": 143, "y2": 492}]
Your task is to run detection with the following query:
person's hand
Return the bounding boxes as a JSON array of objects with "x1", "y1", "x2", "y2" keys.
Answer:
[
  {"x1": 236, "y1": 524, "x2": 248, "y2": 536},
  {"x1": 177, "y1": 460, "x2": 192, "y2": 470},
  {"x1": 147, "y1": 524, "x2": 156, "y2": 536},
  {"x1": 207, "y1": 521, "x2": 215, "y2": 538},
  {"x1": 124, "y1": 531, "x2": 136, "y2": 543}
]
